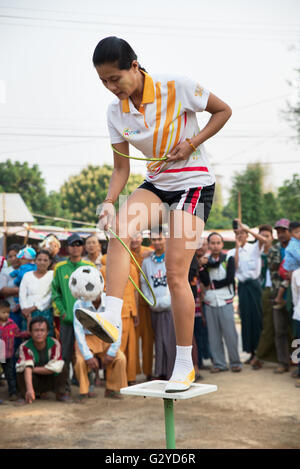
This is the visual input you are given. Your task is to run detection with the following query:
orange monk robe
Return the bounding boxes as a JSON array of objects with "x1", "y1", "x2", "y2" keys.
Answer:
[
  {"x1": 130, "y1": 245, "x2": 155, "y2": 377},
  {"x1": 101, "y1": 255, "x2": 138, "y2": 383}
]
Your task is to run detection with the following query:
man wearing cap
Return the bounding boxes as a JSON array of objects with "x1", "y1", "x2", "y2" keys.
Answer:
[
  {"x1": 267, "y1": 219, "x2": 292, "y2": 373},
  {"x1": 51, "y1": 234, "x2": 94, "y2": 395}
]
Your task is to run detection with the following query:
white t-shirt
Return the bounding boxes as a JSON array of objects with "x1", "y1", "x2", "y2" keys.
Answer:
[
  {"x1": 0, "y1": 265, "x2": 18, "y2": 310},
  {"x1": 227, "y1": 241, "x2": 263, "y2": 283},
  {"x1": 19, "y1": 270, "x2": 53, "y2": 311},
  {"x1": 107, "y1": 72, "x2": 215, "y2": 191},
  {"x1": 292, "y1": 268, "x2": 300, "y2": 321}
]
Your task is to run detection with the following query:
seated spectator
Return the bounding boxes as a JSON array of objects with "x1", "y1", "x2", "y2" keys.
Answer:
[
  {"x1": 83, "y1": 234, "x2": 102, "y2": 270},
  {"x1": 16, "y1": 316, "x2": 69, "y2": 404},
  {"x1": 40, "y1": 234, "x2": 65, "y2": 269},
  {"x1": 19, "y1": 250, "x2": 54, "y2": 336},
  {"x1": 199, "y1": 232, "x2": 242, "y2": 373},
  {"x1": 0, "y1": 299, "x2": 29, "y2": 401},
  {"x1": 73, "y1": 291, "x2": 127, "y2": 400},
  {"x1": 140, "y1": 227, "x2": 176, "y2": 381}
]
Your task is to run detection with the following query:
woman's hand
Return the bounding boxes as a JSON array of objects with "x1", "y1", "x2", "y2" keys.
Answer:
[
  {"x1": 98, "y1": 202, "x2": 116, "y2": 232},
  {"x1": 166, "y1": 141, "x2": 193, "y2": 163}
]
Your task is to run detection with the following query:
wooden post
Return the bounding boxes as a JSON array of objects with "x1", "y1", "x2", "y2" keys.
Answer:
[{"x1": 238, "y1": 191, "x2": 242, "y2": 221}]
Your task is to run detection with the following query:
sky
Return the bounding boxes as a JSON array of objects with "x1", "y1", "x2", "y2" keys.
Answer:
[{"x1": 0, "y1": 0, "x2": 299, "y2": 205}]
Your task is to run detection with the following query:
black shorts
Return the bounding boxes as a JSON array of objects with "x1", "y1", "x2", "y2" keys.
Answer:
[{"x1": 138, "y1": 181, "x2": 215, "y2": 223}]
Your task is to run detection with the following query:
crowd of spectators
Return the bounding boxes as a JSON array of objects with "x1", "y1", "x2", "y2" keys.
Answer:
[{"x1": 0, "y1": 216, "x2": 299, "y2": 405}]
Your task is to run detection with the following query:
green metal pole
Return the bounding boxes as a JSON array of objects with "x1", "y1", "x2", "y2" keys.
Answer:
[{"x1": 163, "y1": 399, "x2": 176, "y2": 449}]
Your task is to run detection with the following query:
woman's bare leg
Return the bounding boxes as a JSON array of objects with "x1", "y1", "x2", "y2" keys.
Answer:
[
  {"x1": 166, "y1": 210, "x2": 205, "y2": 345},
  {"x1": 165, "y1": 209, "x2": 205, "y2": 391},
  {"x1": 106, "y1": 188, "x2": 163, "y2": 298}
]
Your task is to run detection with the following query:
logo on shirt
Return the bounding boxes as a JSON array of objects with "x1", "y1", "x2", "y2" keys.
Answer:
[
  {"x1": 123, "y1": 128, "x2": 141, "y2": 138},
  {"x1": 151, "y1": 272, "x2": 167, "y2": 288},
  {"x1": 195, "y1": 84, "x2": 204, "y2": 97}
]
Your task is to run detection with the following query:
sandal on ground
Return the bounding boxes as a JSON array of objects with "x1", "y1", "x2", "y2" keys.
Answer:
[
  {"x1": 104, "y1": 389, "x2": 123, "y2": 399},
  {"x1": 231, "y1": 366, "x2": 242, "y2": 372},
  {"x1": 273, "y1": 366, "x2": 289, "y2": 374},
  {"x1": 56, "y1": 393, "x2": 73, "y2": 403}
]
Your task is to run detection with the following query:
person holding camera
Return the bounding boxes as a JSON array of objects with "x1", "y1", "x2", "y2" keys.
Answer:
[
  {"x1": 199, "y1": 233, "x2": 241, "y2": 373},
  {"x1": 228, "y1": 220, "x2": 268, "y2": 364}
]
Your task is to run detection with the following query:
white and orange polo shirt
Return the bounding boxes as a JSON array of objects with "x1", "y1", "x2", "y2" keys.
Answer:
[{"x1": 107, "y1": 72, "x2": 215, "y2": 192}]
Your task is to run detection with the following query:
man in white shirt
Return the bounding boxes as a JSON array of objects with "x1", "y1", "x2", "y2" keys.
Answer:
[{"x1": 227, "y1": 220, "x2": 267, "y2": 364}]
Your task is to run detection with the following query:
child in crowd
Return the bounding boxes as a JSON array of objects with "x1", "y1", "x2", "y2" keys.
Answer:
[
  {"x1": 10, "y1": 247, "x2": 37, "y2": 287},
  {"x1": 0, "y1": 299, "x2": 30, "y2": 400},
  {"x1": 9, "y1": 247, "x2": 37, "y2": 329}
]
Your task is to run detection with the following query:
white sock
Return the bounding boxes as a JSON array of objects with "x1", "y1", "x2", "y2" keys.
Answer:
[
  {"x1": 170, "y1": 345, "x2": 193, "y2": 380},
  {"x1": 103, "y1": 296, "x2": 123, "y2": 326}
]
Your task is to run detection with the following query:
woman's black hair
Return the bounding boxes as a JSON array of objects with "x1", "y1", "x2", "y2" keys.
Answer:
[
  {"x1": 7, "y1": 243, "x2": 21, "y2": 255},
  {"x1": 29, "y1": 315, "x2": 49, "y2": 332},
  {"x1": 0, "y1": 298, "x2": 10, "y2": 309},
  {"x1": 93, "y1": 36, "x2": 146, "y2": 72},
  {"x1": 36, "y1": 249, "x2": 53, "y2": 260}
]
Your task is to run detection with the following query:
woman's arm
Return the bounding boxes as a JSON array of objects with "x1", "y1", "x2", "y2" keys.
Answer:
[
  {"x1": 98, "y1": 141, "x2": 130, "y2": 231},
  {"x1": 167, "y1": 93, "x2": 232, "y2": 162},
  {"x1": 191, "y1": 93, "x2": 232, "y2": 148},
  {"x1": 106, "y1": 141, "x2": 130, "y2": 202}
]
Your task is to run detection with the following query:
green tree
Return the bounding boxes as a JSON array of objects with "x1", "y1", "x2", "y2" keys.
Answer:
[
  {"x1": 277, "y1": 174, "x2": 300, "y2": 221},
  {"x1": 223, "y1": 163, "x2": 266, "y2": 227},
  {"x1": 261, "y1": 192, "x2": 280, "y2": 225},
  {"x1": 0, "y1": 159, "x2": 48, "y2": 213},
  {"x1": 205, "y1": 204, "x2": 231, "y2": 230},
  {"x1": 283, "y1": 68, "x2": 300, "y2": 142},
  {"x1": 60, "y1": 164, "x2": 144, "y2": 225},
  {"x1": 40, "y1": 191, "x2": 73, "y2": 228}
]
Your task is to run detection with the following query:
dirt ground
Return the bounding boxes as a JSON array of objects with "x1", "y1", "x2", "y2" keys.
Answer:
[{"x1": 1, "y1": 349, "x2": 300, "y2": 450}]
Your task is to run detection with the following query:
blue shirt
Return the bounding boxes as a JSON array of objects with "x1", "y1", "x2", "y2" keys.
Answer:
[{"x1": 283, "y1": 237, "x2": 300, "y2": 272}]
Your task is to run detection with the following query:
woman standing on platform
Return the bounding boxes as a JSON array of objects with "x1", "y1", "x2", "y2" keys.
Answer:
[{"x1": 76, "y1": 36, "x2": 232, "y2": 392}]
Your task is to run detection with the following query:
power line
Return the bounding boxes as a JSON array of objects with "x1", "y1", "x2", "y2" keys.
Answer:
[
  {"x1": 0, "y1": 131, "x2": 108, "y2": 138},
  {"x1": 0, "y1": 7, "x2": 299, "y2": 33},
  {"x1": 0, "y1": 13, "x2": 299, "y2": 41},
  {"x1": 215, "y1": 160, "x2": 299, "y2": 166},
  {"x1": 1, "y1": 5, "x2": 299, "y2": 29}
]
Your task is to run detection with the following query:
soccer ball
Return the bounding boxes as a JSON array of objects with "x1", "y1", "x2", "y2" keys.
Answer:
[{"x1": 69, "y1": 266, "x2": 104, "y2": 301}]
